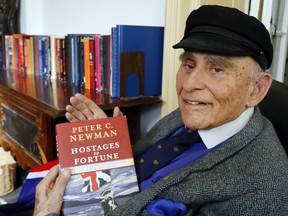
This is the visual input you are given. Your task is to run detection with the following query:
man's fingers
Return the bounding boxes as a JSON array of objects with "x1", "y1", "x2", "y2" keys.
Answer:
[
  {"x1": 75, "y1": 93, "x2": 108, "y2": 119},
  {"x1": 35, "y1": 167, "x2": 71, "y2": 215},
  {"x1": 65, "y1": 105, "x2": 84, "y2": 122},
  {"x1": 113, "y1": 107, "x2": 124, "y2": 117},
  {"x1": 69, "y1": 96, "x2": 94, "y2": 120},
  {"x1": 35, "y1": 165, "x2": 59, "y2": 207},
  {"x1": 49, "y1": 168, "x2": 71, "y2": 199},
  {"x1": 36, "y1": 165, "x2": 58, "y2": 192}
]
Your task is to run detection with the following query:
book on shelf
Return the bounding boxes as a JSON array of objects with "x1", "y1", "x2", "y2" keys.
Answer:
[
  {"x1": 94, "y1": 34, "x2": 102, "y2": 92},
  {"x1": 56, "y1": 116, "x2": 139, "y2": 216},
  {"x1": 50, "y1": 35, "x2": 65, "y2": 80},
  {"x1": 101, "y1": 35, "x2": 111, "y2": 95},
  {"x1": 112, "y1": 24, "x2": 164, "y2": 98},
  {"x1": 1, "y1": 28, "x2": 162, "y2": 99}
]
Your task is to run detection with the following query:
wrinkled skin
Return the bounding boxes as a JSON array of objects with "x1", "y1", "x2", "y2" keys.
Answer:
[{"x1": 176, "y1": 52, "x2": 272, "y2": 130}]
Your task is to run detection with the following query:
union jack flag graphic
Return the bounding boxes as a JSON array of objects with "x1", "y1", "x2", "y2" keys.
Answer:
[{"x1": 81, "y1": 170, "x2": 111, "y2": 193}]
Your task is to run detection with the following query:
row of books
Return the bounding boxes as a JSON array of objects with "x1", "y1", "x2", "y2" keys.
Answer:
[{"x1": 1, "y1": 25, "x2": 164, "y2": 98}]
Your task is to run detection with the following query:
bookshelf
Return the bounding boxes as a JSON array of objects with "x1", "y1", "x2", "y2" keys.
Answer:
[
  {"x1": 0, "y1": 70, "x2": 161, "y2": 169},
  {"x1": 0, "y1": 1, "x2": 164, "y2": 170}
]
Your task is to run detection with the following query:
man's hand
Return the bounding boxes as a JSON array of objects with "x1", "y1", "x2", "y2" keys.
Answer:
[
  {"x1": 33, "y1": 166, "x2": 71, "y2": 216},
  {"x1": 65, "y1": 93, "x2": 123, "y2": 122}
]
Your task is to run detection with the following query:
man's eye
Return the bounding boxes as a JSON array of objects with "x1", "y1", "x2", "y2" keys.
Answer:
[
  {"x1": 183, "y1": 63, "x2": 194, "y2": 70},
  {"x1": 212, "y1": 67, "x2": 222, "y2": 73}
]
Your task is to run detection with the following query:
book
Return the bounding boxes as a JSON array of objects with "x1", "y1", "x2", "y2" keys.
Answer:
[
  {"x1": 50, "y1": 35, "x2": 65, "y2": 79},
  {"x1": 94, "y1": 34, "x2": 102, "y2": 92},
  {"x1": 101, "y1": 35, "x2": 111, "y2": 94},
  {"x1": 112, "y1": 25, "x2": 164, "y2": 98},
  {"x1": 56, "y1": 116, "x2": 139, "y2": 216}
]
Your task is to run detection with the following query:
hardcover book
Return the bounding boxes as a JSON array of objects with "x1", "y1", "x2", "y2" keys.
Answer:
[
  {"x1": 56, "y1": 116, "x2": 139, "y2": 216},
  {"x1": 112, "y1": 25, "x2": 164, "y2": 98}
]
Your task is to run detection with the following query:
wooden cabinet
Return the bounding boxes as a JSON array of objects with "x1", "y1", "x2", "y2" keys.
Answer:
[{"x1": 0, "y1": 71, "x2": 161, "y2": 169}]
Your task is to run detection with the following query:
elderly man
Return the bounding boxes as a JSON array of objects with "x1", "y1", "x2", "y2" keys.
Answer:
[{"x1": 34, "y1": 5, "x2": 288, "y2": 216}]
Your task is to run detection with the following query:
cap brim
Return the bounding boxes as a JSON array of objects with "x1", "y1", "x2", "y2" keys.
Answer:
[{"x1": 173, "y1": 33, "x2": 251, "y2": 56}]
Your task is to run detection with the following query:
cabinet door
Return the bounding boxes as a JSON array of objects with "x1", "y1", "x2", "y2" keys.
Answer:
[{"x1": 0, "y1": 97, "x2": 52, "y2": 169}]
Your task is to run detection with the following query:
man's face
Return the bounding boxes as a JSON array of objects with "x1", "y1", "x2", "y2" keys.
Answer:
[{"x1": 176, "y1": 51, "x2": 257, "y2": 130}]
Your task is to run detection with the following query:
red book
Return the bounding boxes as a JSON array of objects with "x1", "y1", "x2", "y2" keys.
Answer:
[
  {"x1": 89, "y1": 38, "x2": 95, "y2": 90},
  {"x1": 94, "y1": 35, "x2": 102, "y2": 92},
  {"x1": 56, "y1": 116, "x2": 139, "y2": 215}
]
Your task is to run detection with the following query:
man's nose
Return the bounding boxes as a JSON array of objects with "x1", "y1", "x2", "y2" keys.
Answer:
[{"x1": 183, "y1": 67, "x2": 206, "y2": 91}]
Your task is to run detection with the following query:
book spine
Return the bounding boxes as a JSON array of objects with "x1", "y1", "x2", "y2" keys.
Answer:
[
  {"x1": 1, "y1": 33, "x2": 6, "y2": 71},
  {"x1": 12, "y1": 35, "x2": 19, "y2": 72},
  {"x1": 101, "y1": 36, "x2": 107, "y2": 93},
  {"x1": 72, "y1": 35, "x2": 79, "y2": 86},
  {"x1": 29, "y1": 36, "x2": 35, "y2": 76},
  {"x1": 5, "y1": 35, "x2": 12, "y2": 74},
  {"x1": 78, "y1": 36, "x2": 85, "y2": 87},
  {"x1": 42, "y1": 37, "x2": 50, "y2": 77},
  {"x1": 106, "y1": 35, "x2": 111, "y2": 95},
  {"x1": 55, "y1": 38, "x2": 62, "y2": 80},
  {"x1": 112, "y1": 27, "x2": 120, "y2": 98},
  {"x1": 25, "y1": 36, "x2": 31, "y2": 75},
  {"x1": 83, "y1": 38, "x2": 90, "y2": 89},
  {"x1": 94, "y1": 35, "x2": 102, "y2": 91},
  {"x1": 70, "y1": 36, "x2": 75, "y2": 84},
  {"x1": 33, "y1": 36, "x2": 39, "y2": 76},
  {"x1": 50, "y1": 36, "x2": 57, "y2": 79},
  {"x1": 60, "y1": 38, "x2": 66, "y2": 81},
  {"x1": 37, "y1": 36, "x2": 43, "y2": 76},
  {"x1": 89, "y1": 38, "x2": 95, "y2": 90}
]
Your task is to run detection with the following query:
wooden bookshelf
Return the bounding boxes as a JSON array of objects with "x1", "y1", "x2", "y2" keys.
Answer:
[{"x1": 0, "y1": 70, "x2": 161, "y2": 169}]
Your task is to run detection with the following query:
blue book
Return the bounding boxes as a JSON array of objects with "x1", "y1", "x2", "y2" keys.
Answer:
[
  {"x1": 35, "y1": 35, "x2": 47, "y2": 76},
  {"x1": 112, "y1": 25, "x2": 164, "y2": 98}
]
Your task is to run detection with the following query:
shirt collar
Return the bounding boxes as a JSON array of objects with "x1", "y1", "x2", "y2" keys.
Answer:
[{"x1": 198, "y1": 107, "x2": 254, "y2": 149}]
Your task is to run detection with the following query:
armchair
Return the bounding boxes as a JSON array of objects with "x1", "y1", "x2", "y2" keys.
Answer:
[{"x1": 258, "y1": 79, "x2": 288, "y2": 154}]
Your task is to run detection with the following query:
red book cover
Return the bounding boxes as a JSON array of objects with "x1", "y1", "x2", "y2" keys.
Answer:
[
  {"x1": 55, "y1": 37, "x2": 62, "y2": 80},
  {"x1": 56, "y1": 116, "x2": 139, "y2": 215},
  {"x1": 94, "y1": 35, "x2": 102, "y2": 92},
  {"x1": 89, "y1": 38, "x2": 95, "y2": 90}
]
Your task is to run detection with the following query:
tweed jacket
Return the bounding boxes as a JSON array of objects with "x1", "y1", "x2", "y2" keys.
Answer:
[{"x1": 109, "y1": 107, "x2": 288, "y2": 215}]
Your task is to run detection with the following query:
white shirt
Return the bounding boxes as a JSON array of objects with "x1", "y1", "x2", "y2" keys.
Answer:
[{"x1": 199, "y1": 107, "x2": 254, "y2": 149}]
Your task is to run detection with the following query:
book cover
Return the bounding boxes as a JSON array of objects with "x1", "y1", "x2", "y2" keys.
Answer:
[
  {"x1": 12, "y1": 34, "x2": 25, "y2": 75},
  {"x1": 50, "y1": 35, "x2": 65, "y2": 79},
  {"x1": 56, "y1": 116, "x2": 139, "y2": 216},
  {"x1": 113, "y1": 25, "x2": 164, "y2": 98},
  {"x1": 89, "y1": 37, "x2": 96, "y2": 90},
  {"x1": 83, "y1": 37, "x2": 90, "y2": 89},
  {"x1": 70, "y1": 34, "x2": 79, "y2": 86},
  {"x1": 94, "y1": 35, "x2": 102, "y2": 92},
  {"x1": 60, "y1": 38, "x2": 66, "y2": 81},
  {"x1": 33, "y1": 35, "x2": 39, "y2": 76},
  {"x1": 65, "y1": 35, "x2": 73, "y2": 84},
  {"x1": 101, "y1": 35, "x2": 111, "y2": 94},
  {"x1": 23, "y1": 35, "x2": 31, "y2": 75},
  {"x1": 29, "y1": 35, "x2": 35, "y2": 76}
]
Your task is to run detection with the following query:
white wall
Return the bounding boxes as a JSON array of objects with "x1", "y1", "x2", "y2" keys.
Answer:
[
  {"x1": 19, "y1": 0, "x2": 166, "y2": 137},
  {"x1": 20, "y1": 0, "x2": 165, "y2": 35}
]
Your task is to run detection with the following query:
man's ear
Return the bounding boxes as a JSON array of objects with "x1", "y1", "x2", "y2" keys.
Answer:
[{"x1": 246, "y1": 72, "x2": 273, "y2": 107}]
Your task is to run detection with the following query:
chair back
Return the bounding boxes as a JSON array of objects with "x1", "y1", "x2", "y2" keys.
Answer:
[{"x1": 258, "y1": 80, "x2": 288, "y2": 154}]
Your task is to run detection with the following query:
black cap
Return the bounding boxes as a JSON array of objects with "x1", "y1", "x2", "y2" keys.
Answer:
[{"x1": 173, "y1": 5, "x2": 273, "y2": 70}]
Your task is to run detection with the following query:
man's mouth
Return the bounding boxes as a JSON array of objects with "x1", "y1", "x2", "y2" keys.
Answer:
[{"x1": 185, "y1": 100, "x2": 208, "y2": 105}]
